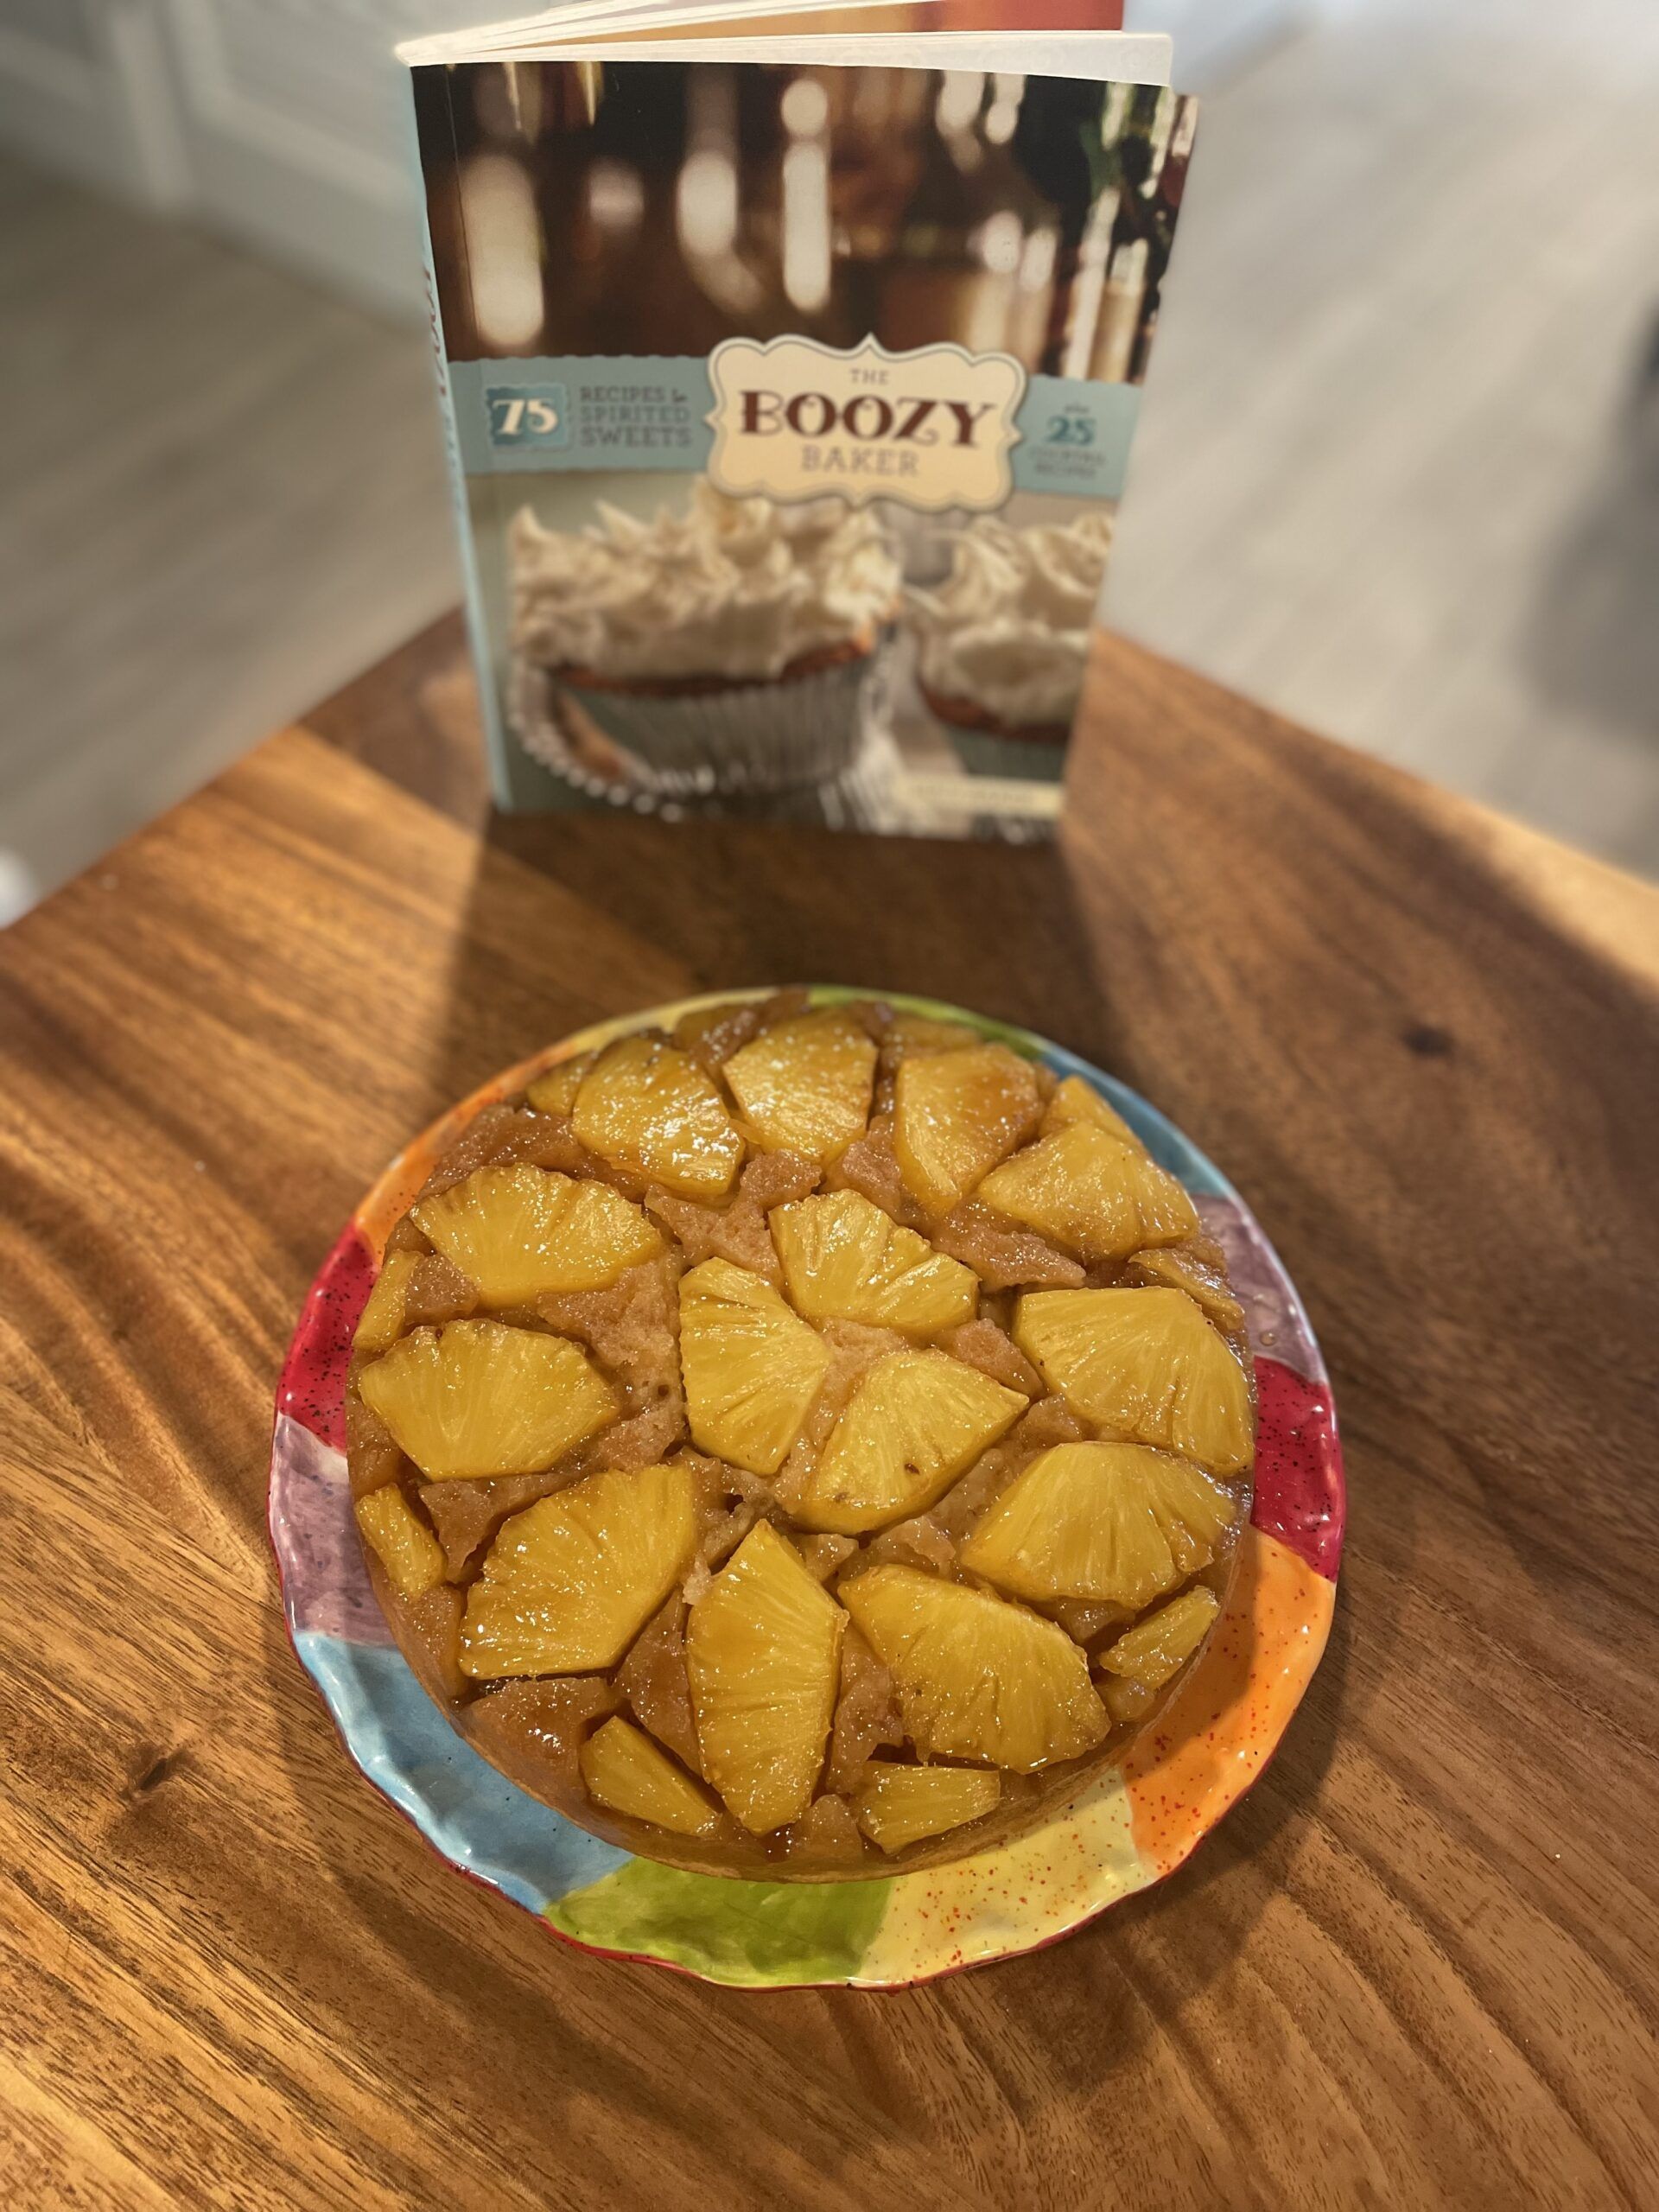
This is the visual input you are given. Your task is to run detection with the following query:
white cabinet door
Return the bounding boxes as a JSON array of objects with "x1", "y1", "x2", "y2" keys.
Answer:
[
  {"x1": 156, "y1": 0, "x2": 486, "y2": 314},
  {"x1": 0, "y1": 0, "x2": 187, "y2": 205}
]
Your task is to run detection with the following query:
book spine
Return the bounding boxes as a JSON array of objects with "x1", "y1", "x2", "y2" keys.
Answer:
[{"x1": 402, "y1": 71, "x2": 510, "y2": 801}]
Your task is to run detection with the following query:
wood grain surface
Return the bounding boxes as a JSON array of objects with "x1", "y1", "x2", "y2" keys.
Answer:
[{"x1": 3, "y1": 620, "x2": 1658, "y2": 2209}]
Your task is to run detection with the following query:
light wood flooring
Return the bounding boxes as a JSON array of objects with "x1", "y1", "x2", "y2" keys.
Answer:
[
  {"x1": 2, "y1": 0, "x2": 1656, "y2": 918},
  {"x1": 0, "y1": 155, "x2": 459, "y2": 921},
  {"x1": 1105, "y1": 0, "x2": 1659, "y2": 878}
]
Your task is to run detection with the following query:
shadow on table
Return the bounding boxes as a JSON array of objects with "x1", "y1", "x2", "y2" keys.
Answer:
[
  {"x1": 424, "y1": 802, "x2": 1139, "y2": 1120},
  {"x1": 303, "y1": 606, "x2": 1161, "y2": 1114}
]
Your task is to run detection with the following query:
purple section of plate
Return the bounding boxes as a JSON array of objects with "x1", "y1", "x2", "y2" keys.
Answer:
[
  {"x1": 270, "y1": 1410, "x2": 391, "y2": 1644},
  {"x1": 1198, "y1": 1195, "x2": 1324, "y2": 1382}
]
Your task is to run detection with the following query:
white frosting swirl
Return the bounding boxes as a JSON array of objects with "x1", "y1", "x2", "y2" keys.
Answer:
[
  {"x1": 511, "y1": 483, "x2": 900, "y2": 683},
  {"x1": 906, "y1": 509, "x2": 1115, "y2": 732}
]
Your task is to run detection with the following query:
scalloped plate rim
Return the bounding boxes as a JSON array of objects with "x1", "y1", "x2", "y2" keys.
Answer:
[{"x1": 269, "y1": 986, "x2": 1344, "y2": 1989}]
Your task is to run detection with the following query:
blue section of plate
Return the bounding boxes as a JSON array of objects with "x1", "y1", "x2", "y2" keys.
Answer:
[{"x1": 295, "y1": 1631, "x2": 629, "y2": 1911}]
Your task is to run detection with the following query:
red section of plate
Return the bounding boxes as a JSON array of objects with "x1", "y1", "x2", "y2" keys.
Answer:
[
  {"x1": 1249, "y1": 1356, "x2": 1344, "y2": 1580},
  {"x1": 276, "y1": 1223, "x2": 375, "y2": 1452}
]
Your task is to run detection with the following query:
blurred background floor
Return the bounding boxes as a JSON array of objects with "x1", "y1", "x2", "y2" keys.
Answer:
[
  {"x1": 1104, "y1": 0, "x2": 1659, "y2": 881},
  {"x1": 0, "y1": 152, "x2": 459, "y2": 919},
  {"x1": 2, "y1": 0, "x2": 1656, "y2": 919}
]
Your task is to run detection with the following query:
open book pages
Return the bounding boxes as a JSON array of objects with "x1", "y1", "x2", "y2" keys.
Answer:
[{"x1": 399, "y1": 3, "x2": 1137, "y2": 66}]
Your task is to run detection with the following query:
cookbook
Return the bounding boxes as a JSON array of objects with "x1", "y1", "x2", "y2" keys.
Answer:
[{"x1": 401, "y1": 3, "x2": 1195, "y2": 840}]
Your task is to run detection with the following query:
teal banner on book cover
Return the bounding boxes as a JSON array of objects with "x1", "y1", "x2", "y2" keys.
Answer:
[{"x1": 451, "y1": 358, "x2": 1141, "y2": 503}]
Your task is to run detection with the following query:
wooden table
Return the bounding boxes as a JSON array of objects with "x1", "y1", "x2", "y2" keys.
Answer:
[{"x1": 4, "y1": 617, "x2": 1657, "y2": 2209}]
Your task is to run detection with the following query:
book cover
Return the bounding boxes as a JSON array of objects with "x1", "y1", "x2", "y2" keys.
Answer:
[{"x1": 410, "y1": 45, "x2": 1193, "y2": 839}]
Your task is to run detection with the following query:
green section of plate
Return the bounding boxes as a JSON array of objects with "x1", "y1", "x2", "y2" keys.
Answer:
[{"x1": 547, "y1": 1859, "x2": 893, "y2": 1987}]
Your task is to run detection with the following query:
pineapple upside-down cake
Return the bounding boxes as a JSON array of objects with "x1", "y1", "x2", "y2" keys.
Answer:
[{"x1": 346, "y1": 995, "x2": 1256, "y2": 1878}]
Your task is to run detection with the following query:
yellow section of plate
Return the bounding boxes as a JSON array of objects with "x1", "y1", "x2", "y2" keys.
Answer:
[{"x1": 853, "y1": 1765, "x2": 1150, "y2": 1986}]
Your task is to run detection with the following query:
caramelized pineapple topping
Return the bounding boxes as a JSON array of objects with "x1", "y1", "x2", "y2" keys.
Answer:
[
  {"x1": 855, "y1": 1761, "x2": 1001, "y2": 1854},
  {"x1": 1096, "y1": 1584, "x2": 1221, "y2": 1692},
  {"x1": 842, "y1": 1567, "x2": 1107, "y2": 1771},
  {"x1": 350, "y1": 995, "x2": 1255, "y2": 1874},
  {"x1": 353, "y1": 1249, "x2": 422, "y2": 1358},
  {"x1": 679, "y1": 1258, "x2": 830, "y2": 1475},
  {"x1": 961, "y1": 1441, "x2": 1236, "y2": 1609},
  {"x1": 976, "y1": 1122, "x2": 1199, "y2": 1262},
  {"x1": 892, "y1": 1042, "x2": 1042, "y2": 1214},
  {"x1": 524, "y1": 1050, "x2": 599, "y2": 1117},
  {"x1": 461, "y1": 1460, "x2": 697, "y2": 1677},
  {"x1": 772, "y1": 1189, "x2": 977, "y2": 1334},
  {"x1": 688, "y1": 1522, "x2": 845, "y2": 1833},
  {"x1": 414, "y1": 1162, "x2": 663, "y2": 1303},
  {"x1": 795, "y1": 1351, "x2": 1027, "y2": 1534},
  {"x1": 580, "y1": 1716, "x2": 721, "y2": 1838},
  {"x1": 355, "y1": 1485, "x2": 446, "y2": 1600},
  {"x1": 1039, "y1": 1073, "x2": 1141, "y2": 1149},
  {"x1": 1015, "y1": 1287, "x2": 1254, "y2": 1475},
  {"x1": 723, "y1": 1007, "x2": 877, "y2": 1164},
  {"x1": 359, "y1": 1319, "x2": 616, "y2": 1479},
  {"x1": 574, "y1": 1034, "x2": 744, "y2": 1198},
  {"x1": 1126, "y1": 1241, "x2": 1247, "y2": 1340}
]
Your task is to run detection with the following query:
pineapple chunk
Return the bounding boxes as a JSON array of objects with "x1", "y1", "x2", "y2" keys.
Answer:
[
  {"x1": 354, "y1": 1249, "x2": 420, "y2": 1357},
  {"x1": 574, "y1": 1035, "x2": 744, "y2": 1200},
  {"x1": 359, "y1": 1319, "x2": 616, "y2": 1480},
  {"x1": 1015, "y1": 1288, "x2": 1253, "y2": 1476},
  {"x1": 354, "y1": 1484, "x2": 445, "y2": 1600},
  {"x1": 976, "y1": 1123, "x2": 1199, "y2": 1262},
  {"x1": 794, "y1": 1532, "x2": 860, "y2": 1584},
  {"x1": 687, "y1": 1521, "x2": 845, "y2": 1832},
  {"x1": 960, "y1": 1441, "x2": 1235, "y2": 1609},
  {"x1": 796, "y1": 1351, "x2": 1027, "y2": 1535},
  {"x1": 1039, "y1": 1072, "x2": 1141, "y2": 1149},
  {"x1": 1100, "y1": 1675, "x2": 1160, "y2": 1727},
  {"x1": 680, "y1": 1259, "x2": 830, "y2": 1476},
  {"x1": 525, "y1": 1050, "x2": 599, "y2": 1116},
  {"x1": 412, "y1": 1163, "x2": 662, "y2": 1305},
  {"x1": 723, "y1": 1008, "x2": 877, "y2": 1165},
  {"x1": 579, "y1": 1715, "x2": 721, "y2": 1837},
  {"x1": 855, "y1": 1761, "x2": 1001, "y2": 1854},
  {"x1": 842, "y1": 1567, "x2": 1105, "y2": 1771},
  {"x1": 884, "y1": 1014, "x2": 982, "y2": 1058},
  {"x1": 892, "y1": 1043, "x2": 1041, "y2": 1215},
  {"x1": 772, "y1": 1189, "x2": 977, "y2": 1335},
  {"x1": 1127, "y1": 1243, "x2": 1246, "y2": 1340},
  {"x1": 461, "y1": 1460, "x2": 697, "y2": 1677},
  {"x1": 1097, "y1": 1584, "x2": 1221, "y2": 1690}
]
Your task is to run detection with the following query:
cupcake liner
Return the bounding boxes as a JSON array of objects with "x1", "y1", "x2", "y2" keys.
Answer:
[
  {"x1": 917, "y1": 679, "x2": 1071, "y2": 785},
  {"x1": 554, "y1": 650, "x2": 880, "y2": 799},
  {"x1": 943, "y1": 727, "x2": 1070, "y2": 784}
]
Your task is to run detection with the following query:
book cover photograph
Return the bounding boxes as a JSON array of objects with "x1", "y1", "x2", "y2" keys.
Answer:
[{"x1": 411, "y1": 43, "x2": 1194, "y2": 838}]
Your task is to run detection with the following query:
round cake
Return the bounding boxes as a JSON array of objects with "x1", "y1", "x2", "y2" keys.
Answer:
[{"x1": 346, "y1": 994, "x2": 1256, "y2": 1880}]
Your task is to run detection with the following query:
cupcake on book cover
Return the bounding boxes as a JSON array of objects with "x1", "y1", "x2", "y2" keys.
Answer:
[
  {"x1": 907, "y1": 509, "x2": 1116, "y2": 783},
  {"x1": 510, "y1": 483, "x2": 900, "y2": 798}
]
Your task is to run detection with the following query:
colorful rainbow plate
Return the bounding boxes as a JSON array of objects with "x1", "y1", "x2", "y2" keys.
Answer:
[{"x1": 270, "y1": 989, "x2": 1344, "y2": 1989}]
